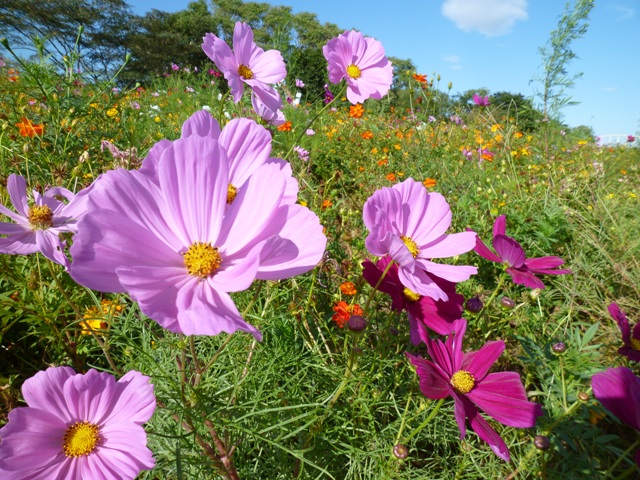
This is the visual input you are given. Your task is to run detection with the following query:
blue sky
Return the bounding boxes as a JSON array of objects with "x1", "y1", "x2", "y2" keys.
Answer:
[{"x1": 129, "y1": 0, "x2": 640, "y2": 137}]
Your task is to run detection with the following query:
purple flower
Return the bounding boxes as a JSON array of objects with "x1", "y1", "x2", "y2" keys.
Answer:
[
  {"x1": 449, "y1": 114, "x2": 463, "y2": 125},
  {"x1": 202, "y1": 22, "x2": 286, "y2": 114},
  {"x1": 473, "y1": 94, "x2": 490, "y2": 106},
  {"x1": 0, "y1": 174, "x2": 88, "y2": 268},
  {"x1": 171, "y1": 63, "x2": 179, "y2": 71},
  {"x1": 473, "y1": 215, "x2": 572, "y2": 289},
  {"x1": 323, "y1": 30, "x2": 393, "y2": 104},
  {"x1": 592, "y1": 367, "x2": 640, "y2": 467},
  {"x1": 363, "y1": 178, "x2": 477, "y2": 301},
  {"x1": 151, "y1": 91, "x2": 159, "y2": 97},
  {"x1": 362, "y1": 256, "x2": 463, "y2": 341},
  {"x1": 0, "y1": 366, "x2": 155, "y2": 479},
  {"x1": 293, "y1": 146, "x2": 310, "y2": 162},
  {"x1": 461, "y1": 147, "x2": 473, "y2": 161},
  {"x1": 295, "y1": 78, "x2": 305, "y2": 88},
  {"x1": 130, "y1": 101, "x2": 140, "y2": 110},
  {"x1": 627, "y1": 135, "x2": 636, "y2": 143},
  {"x1": 406, "y1": 319, "x2": 543, "y2": 462},
  {"x1": 609, "y1": 303, "x2": 640, "y2": 362},
  {"x1": 71, "y1": 133, "x2": 325, "y2": 338},
  {"x1": 306, "y1": 128, "x2": 315, "y2": 136},
  {"x1": 323, "y1": 84, "x2": 334, "y2": 104},
  {"x1": 428, "y1": 115, "x2": 436, "y2": 123},
  {"x1": 185, "y1": 86, "x2": 195, "y2": 93}
]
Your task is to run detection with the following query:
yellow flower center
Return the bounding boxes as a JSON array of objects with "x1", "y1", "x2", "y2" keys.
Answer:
[
  {"x1": 62, "y1": 421, "x2": 100, "y2": 457},
  {"x1": 28, "y1": 204, "x2": 53, "y2": 229},
  {"x1": 450, "y1": 370, "x2": 475, "y2": 394},
  {"x1": 227, "y1": 184, "x2": 237, "y2": 204},
  {"x1": 631, "y1": 338, "x2": 640, "y2": 351},
  {"x1": 183, "y1": 242, "x2": 222, "y2": 278},
  {"x1": 238, "y1": 64, "x2": 253, "y2": 79},
  {"x1": 402, "y1": 288, "x2": 421, "y2": 303},
  {"x1": 346, "y1": 64, "x2": 361, "y2": 79},
  {"x1": 401, "y1": 236, "x2": 420, "y2": 258}
]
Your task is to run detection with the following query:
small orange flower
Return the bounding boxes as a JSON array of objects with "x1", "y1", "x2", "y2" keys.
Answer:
[
  {"x1": 412, "y1": 73, "x2": 427, "y2": 83},
  {"x1": 361, "y1": 131, "x2": 374, "y2": 140},
  {"x1": 277, "y1": 121, "x2": 292, "y2": 132},
  {"x1": 7, "y1": 68, "x2": 19, "y2": 82},
  {"x1": 377, "y1": 158, "x2": 388, "y2": 166},
  {"x1": 358, "y1": 166, "x2": 365, "y2": 172},
  {"x1": 386, "y1": 173, "x2": 396, "y2": 182},
  {"x1": 331, "y1": 301, "x2": 364, "y2": 328},
  {"x1": 15, "y1": 117, "x2": 44, "y2": 137},
  {"x1": 423, "y1": 178, "x2": 437, "y2": 188},
  {"x1": 349, "y1": 104, "x2": 364, "y2": 118},
  {"x1": 321, "y1": 199, "x2": 333, "y2": 209},
  {"x1": 340, "y1": 281, "x2": 357, "y2": 296}
]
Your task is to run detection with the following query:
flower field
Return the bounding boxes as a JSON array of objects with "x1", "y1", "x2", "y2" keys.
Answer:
[{"x1": 0, "y1": 23, "x2": 639, "y2": 480}]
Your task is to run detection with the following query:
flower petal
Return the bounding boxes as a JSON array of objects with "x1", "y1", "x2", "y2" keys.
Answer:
[
  {"x1": 493, "y1": 235, "x2": 526, "y2": 268},
  {"x1": 592, "y1": 367, "x2": 640, "y2": 431},
  {"x1": 406, "y1": 353, "x2": 450, "y2": 399},
  {"x1": 461, "y1": 340, "x2": 504, "y2": 381}
]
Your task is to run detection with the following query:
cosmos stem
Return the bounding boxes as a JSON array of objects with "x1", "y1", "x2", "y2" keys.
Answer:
[
  {"x1": 403, "y1": 398, "x2": 445, "y2": 443},
  {"x1": 479, "y1": 272, "x2": 508, "y2": 334}
]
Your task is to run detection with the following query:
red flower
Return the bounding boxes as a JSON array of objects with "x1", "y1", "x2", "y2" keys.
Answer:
[
  {"x1": 331, "y1": 301, "x2": 363, "y2": 328},
  {"x1": 15, "y1": 117, "x2": 44, "y2": 137}
]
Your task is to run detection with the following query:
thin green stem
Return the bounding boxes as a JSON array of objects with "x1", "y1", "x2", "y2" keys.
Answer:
[
  {"x1": 217, "y1": 91, "x2": 231, "y2": 126},
  {"x1": 605, "y1": 437, "x2": 640, "y2": 479},
  {"x1": 403, "y1": 398, "x2": 445, "y2": 443},
  {"x1": 362, "y1": 259, "x2": 395, "y2": 317}
]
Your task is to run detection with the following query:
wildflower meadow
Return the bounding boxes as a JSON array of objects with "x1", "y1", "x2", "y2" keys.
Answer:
[{"x1": 1, "y1": 10, "x2": 639, "y2": 480}]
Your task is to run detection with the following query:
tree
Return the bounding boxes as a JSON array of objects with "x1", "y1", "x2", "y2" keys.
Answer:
[{"x1": 0, "y1": 0, "x2": 136, "y2": 78}]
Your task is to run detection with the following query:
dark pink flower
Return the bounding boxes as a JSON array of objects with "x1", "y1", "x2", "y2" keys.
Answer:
[
  {"x1": 406, "y1": 319, "x2": 543, "y2": 462},
  {"x1": 362, "y1": 256, "x2": 463, "y2": 341},
  {"x1": 323, "y1": 30, "x2": 393, "y2": 104},
  {"x1": 592, "y1": 367, "x2": 640, "y2": 467},
  {"x1": 473, "y1": 215, "x2": 572, "y2": 289},
  {"x1": 0, "y1": 366, "x2": 155, "y2": 479},
  {"x1": 473, "y1": 94, "x2": 490, "y2": 106},
  {"x1": 608, "y1": 303, "x2": 640, "y2": 362}
]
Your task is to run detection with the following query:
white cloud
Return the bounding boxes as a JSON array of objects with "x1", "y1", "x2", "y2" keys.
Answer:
[
  {"x1": 442, "y1": 0, "x2": 528, "y2": 37},
  {"x1": 602, "y1": 86, "x2": 617, "y2": 93},
  {"x1": 442, "y1": 54, "x2": 462, "y2": 70},
  {"x1": 611, "y1": 5, "x2": 635, "y2": 20}
]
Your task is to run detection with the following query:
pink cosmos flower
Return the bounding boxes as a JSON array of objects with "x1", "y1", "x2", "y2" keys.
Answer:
[
  {"x1": 323, "y1": 30, "x2": 393, "y2": 104},
  {"x1": 0, "y1": 174, "x2": 88, "y2": 269},
  {"x1": 70, "y1": 135, "x2": 325, "y2": 339},
  {"x1": 363, "y1": 178, "x2": 477, "y2": 301},
  {"x1": 473, "y1": 94, "x2": 490, "y2": 106},
  {"x1": 140, "y1": 110, "x2": 297, "y2": 205},
  {"x1": 406, "y1": 319, "x2": 543, "y2": 462},
  {"x1": 592, "y1": 367, "x2": 640, "y2": 467},
  {"x1": 0, "y1": 366, "x2": 155, "y2": 479},
  {"x1": 608, "y1": 302, "x2": 640, "y2": 362},
  {"x1": 202, "y1": 22, "x2": 286, "y2": 114},
  {"x1": 251, "y1": 87, "x2": 285, "y2": 126},
  {"x1": 362, "y1": 255, "x2": 463, "y2": 341},
  {"x1": 473, "y1": 215, "x2": 572, "y2": 289}
]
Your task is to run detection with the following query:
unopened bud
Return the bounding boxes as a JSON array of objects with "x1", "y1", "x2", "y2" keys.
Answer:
[
  {"x1": 533, "y1": 435, "x2": 550, "y2": 450},
  {"x1": 393, "y1": 444, "x2": 409, "y2": 459},
  {"x1": 551, "y1": 342, "x2": 566, "y2": 354},
  {"x1": 529, "y1": 288, "x2": 542, "y2": 300},
  {"x1": 465, "y1": 296, "x2": 483, "y2": 313},
  {"x1": 500, "y1": 297, "x2": 516, "y2": 310},
  {"x1": 577, "y1": 391, "x2": 589, "y2": 402},
  {"x1": 347, "y1": 315, "x2": 367, "y2": 333}
]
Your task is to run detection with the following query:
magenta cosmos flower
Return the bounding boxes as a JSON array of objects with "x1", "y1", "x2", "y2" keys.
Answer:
[
  {"x1": 473, "y1": 214, "x2": 572, "y2": 289},
  {"x1": 592, "y1": 367, "x2": 640, "y2": 467},
  {"x1": 140, "y1": 110, "x2": 297, "y2": 205},
  {"x1": 608, "y1": 302, "x2": 640, "y2": 362},
  {"x1": 472, "y1": 94, "x2": 490, "y2": 106},
  {"x1": 202, "y1": 22, "x2": 286, "y2": 114},
  {"x1": 0, "y1": 366, "x2": 155, "y2": 479},
  {"x1": 70, "y1": 135, "x2": 325, "y2": 339},
  {"x1": 323, "y1": 30, "x2": 393, "y2": 104},
  {"x1": 363, "y1": 178, "x2": 477, "y2": 301},
  {"x1": 406, "y1": 319, "x2": 543, "y2": 462},
  {"x1": 0, "y1": 174, "x2": 87, "y2": 269},
  {"x1": 362, "y1": 255, "x2": 463, "y2": 341}
]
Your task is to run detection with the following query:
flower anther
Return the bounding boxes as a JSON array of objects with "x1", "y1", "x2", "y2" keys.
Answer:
[
  {"x1": 401, "y1": 236, "x2": 420, "y2": 258},
  {"x1": 450, "y1": 370, "x2": 475, "y2": 394},
  {"x1": 62, "y1": 421, "x2": 101, "y2": 457},
  {"x1": 227, "y1": 184, "x2": 238, "y2": 204},
  {"x1": 28, "y1": 204, "x2": 53, "y2": 229},
  {"x1": 402, "y1": 287, "x2": 421, "y2": 303},
  {"x1": 183, "y1": 242, "x2": 222, "y2": 278},
  {"x1": 237, "y1": 64, "x2": 254, "y2": 80},
  {"x1": 346, "y1": 64, "x2": 361, "y2": 79},
  {"x1": 631, "y1": 338, "x2": 640, "y2": 351}
]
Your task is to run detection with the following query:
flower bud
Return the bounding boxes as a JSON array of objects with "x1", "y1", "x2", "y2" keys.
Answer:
[
  {"x1": 347, "y1": 315, "x2": 367, "y2": 333},
  {"x1": 551, "y1": 342, "x2": 566, "y2": 354},
  {"x1": 465, "y1": 296, "x2": 483, "y2": 313},
  {"x1": 500, "y1": 297, "x2": 516, "y2": 310},
  {"x1": 393, "y1": 444, "x2": 409, "y2": 459},
  {"x1": 577, "y1": 391, "x2": 589, "y2": 402},
  {"x1": 533, "y1": 435, "x2": 550, "y2": 450},
  {"x1": 529, "y1": 288, "x2": 542, "y2": 300}
]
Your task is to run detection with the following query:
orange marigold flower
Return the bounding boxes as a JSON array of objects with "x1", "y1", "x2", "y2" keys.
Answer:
[
  {"x1": 349, "y1": 104, "x2": 364, "y2": 118},
  {"x1": 423, "y1": 178, "x2": 437, "y2": 188},
  {"x1": 361, "y1": 131, "x2": 374, "y2": 140},
  {"x1": 15, "y1": 117, "x2": 44, "y2": 137},
  {"x1": 340, "y1": 281, "x2": 357, "y2": 296},
  {"x1": 358, "y1": 166, "x2": 365, "y2": 172},
  {"x1": 331, "y1": 301, "x2": 363, "y2": 328},
  {"x1": 277, "y1": 121, "x2": 292, "y2": 132},
  {"x1": 377, "y1": 158, "x2": 388, "y2": 166},
  {"x1": 386, "y1": 173, "x2": 396, "y2": 182},
  {"x1": 321, "y1": 199, "x2": 333, "y2": 209},
  {"x1": 412, "y1": 73, "x2": 427, "y2": 83}
]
